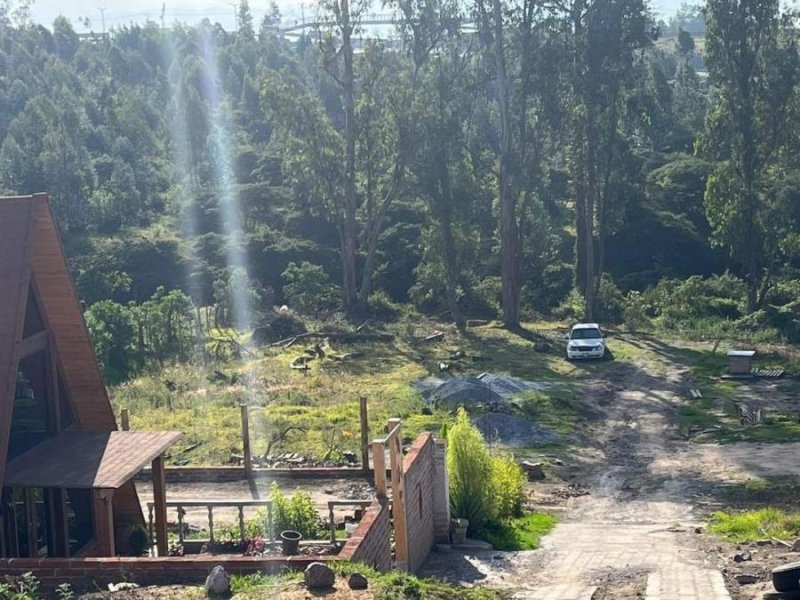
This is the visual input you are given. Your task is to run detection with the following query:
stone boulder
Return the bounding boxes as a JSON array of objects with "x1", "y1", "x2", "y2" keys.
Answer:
[
  {"x1": 347, "y1": 572, "x2": 369, "y2": 590},
  {"x1": 304, "y1": 562, "x2": 336, "y2": 590},
  {"x1": 205, "y1": 565, "x2": 231, "y2": 597}
]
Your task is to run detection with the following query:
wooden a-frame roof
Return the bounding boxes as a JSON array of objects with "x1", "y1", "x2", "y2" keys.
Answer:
[
  {"x1": 0, "y1": 194, "x2": 123, "y2": 482},
  {"x1": 0, "y1": 195, "x2": 164, "y2": 525}
]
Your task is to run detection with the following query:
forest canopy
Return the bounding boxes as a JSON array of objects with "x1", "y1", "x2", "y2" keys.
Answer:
[{"x1": 1, "y1": 0, "x2": 799, "y2": 379}]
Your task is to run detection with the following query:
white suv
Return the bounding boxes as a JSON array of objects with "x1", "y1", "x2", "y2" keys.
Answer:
[{"x1": 566, "y1": 323, "x2": 606, "y2": 359}]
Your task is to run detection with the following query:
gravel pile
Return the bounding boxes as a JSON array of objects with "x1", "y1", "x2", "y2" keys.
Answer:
[
  {"x1": 426, "y1": 376, "x2": 505, "y2": 408},
  {"x1": 476, "y1": 373, "x2": 552, "y2": 397}
]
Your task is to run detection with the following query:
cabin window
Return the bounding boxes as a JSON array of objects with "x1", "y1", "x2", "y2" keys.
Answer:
[
  {"x1": 22, "y1": 285, "x2": 45, "y2": 338},
  {"x1": 8, "y1": 351, "x2": 51, "y2": 459}
]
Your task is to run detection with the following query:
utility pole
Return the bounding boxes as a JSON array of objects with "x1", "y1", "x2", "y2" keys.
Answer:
[
  {"x1": 98, "y1": 6, "x2": 106, "y2": 35},
  {"x1": 160, "y1": 3, "x2": 166, "y2": 30}
]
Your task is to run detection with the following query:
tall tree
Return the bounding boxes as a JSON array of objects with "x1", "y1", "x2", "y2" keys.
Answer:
[
  {"x1": 702, "y1": 0, "x2": 800, "y2": 311},
  {"x1": 550, "y1": 0, "x2": 652, "y2": 319}
]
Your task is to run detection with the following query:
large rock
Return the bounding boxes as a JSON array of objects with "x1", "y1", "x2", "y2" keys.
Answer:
[
  {"x1": 205, "y1": 565, "x2": 231, "y2": 597},
  {"x1": 347, "y1": 572, "x2": 369, "y2": 590},
  {"x1": 304, "y1": 562, "x2": 335, "y2": 590}
]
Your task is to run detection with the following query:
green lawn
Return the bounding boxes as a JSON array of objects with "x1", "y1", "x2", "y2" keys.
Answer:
[
  {"x1": 709, "y1": 508, "x2": 800, "y2": 543},
  {"x1": 481, "y1": 513, "x2": 559, "y2": 551}
]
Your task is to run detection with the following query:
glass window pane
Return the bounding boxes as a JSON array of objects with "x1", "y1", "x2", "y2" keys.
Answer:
[
  {"x1": 22, "y1": 286, "x2": 45, "y2": 338},
  {"x1": 9, "y1": 351, "x2": 51, "y2": 458}
]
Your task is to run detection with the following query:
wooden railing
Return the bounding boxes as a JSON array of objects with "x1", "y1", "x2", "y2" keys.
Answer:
[
  {"x1": 146, "y1": 499, "x2": 274, "y2": 548},
  {"x1": 371, "y1": 418, "x2": 407, "y2": 569},
  {"x1": 147, "y1": 498, "x2": 378, "y2": 550},
  {"x1": 326, "y1": 500, "x2": 374, "y2": 545}
]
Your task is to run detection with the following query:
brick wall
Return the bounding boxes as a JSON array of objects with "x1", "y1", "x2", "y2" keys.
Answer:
[
  {"x1": 0, "y1": 555, "x2": 335, "y2": 590},
  {"x1": 339, "y1": 499, "x2": 392, "y2": 572},
  {"x1": 402, "y1": 433, "x2": 449, "y2": 573}
]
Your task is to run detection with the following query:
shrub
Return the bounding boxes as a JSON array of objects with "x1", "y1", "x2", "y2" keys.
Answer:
[
  {"x1": 594, "y1": 275, "x2": 626, "y2": 323},
  {"x1": 368, "y1": 290, "x2": 403, "y2": 321},
  {"x1": 281, "y1": 261, "x2": 339, "y2": 314},
  {"x1": 447, "y1": 408, "x2": 493, "y2": 534},
  {"x1": 270, "y1": 482, "x2": 325, "y2": 539},
  {"x1": 489, "y1": 455, "x2": 525, "y2": 521},
  {"x1": 644, "y1": 273, "x2": 746, "y2": 322},
  {"x1": 622, "y1": 290, "x2": 651, "y2": 331},
  {"x1": 0, "y1": 572, "x2": 40, "y2": 600},
  {"x1": 553, "y1": 288, "x2": 586, "y2": 321},
  {"x1": 127, "y1": 525, "x2": 151, "y2": 556},
  {"x1": 85, "y1": 299, "x2": 139, "y2": 383}
]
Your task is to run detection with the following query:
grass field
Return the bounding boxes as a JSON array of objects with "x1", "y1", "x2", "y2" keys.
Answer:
[
  {"x1": 110, "y1": 318, "x2": 800, "y2": 465},
  {"x1": 110, "y1": 320, "x2": 604, "y2": 465}
]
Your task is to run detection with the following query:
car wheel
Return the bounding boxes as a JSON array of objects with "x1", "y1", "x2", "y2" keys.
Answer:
[{"x1": 772, "y1": 561, "x2": 800, "y2": 592}]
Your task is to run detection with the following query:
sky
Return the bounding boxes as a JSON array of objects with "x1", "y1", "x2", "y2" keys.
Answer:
[{"x1": 28, "y1": 0, "x2": 684, "y2": 33}]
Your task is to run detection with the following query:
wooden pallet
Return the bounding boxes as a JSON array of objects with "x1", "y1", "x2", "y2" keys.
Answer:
[{"x1": 752, "y1": 368, "x2": 785, "y2": 378}]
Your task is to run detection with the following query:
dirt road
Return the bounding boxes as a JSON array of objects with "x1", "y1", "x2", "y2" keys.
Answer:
[{"x1": 422, "y1": 340, "x2": 797, "y2": 599}]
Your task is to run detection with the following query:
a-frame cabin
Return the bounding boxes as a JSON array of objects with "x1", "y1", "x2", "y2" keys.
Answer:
[{"x1": 0, "y1": 194, "x2": 180, "y2": 558}]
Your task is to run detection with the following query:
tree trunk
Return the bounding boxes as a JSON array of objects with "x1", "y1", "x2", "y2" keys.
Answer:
[
  {"x1": 435, "y1": 155, "x2": 466, "y2": 332},
  {"x1": 491, "y1": 0, "x2": 521, "y2": 328},
  {"x1": 356, "y1": 159, "x2": 404, "y2": 312},
  {"x1": 341, "y1": 0, "x2": 359, "y2": 315}
]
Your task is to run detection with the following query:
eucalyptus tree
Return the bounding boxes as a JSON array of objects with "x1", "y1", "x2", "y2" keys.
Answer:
[
  {"x1": 264, "y1": 29, "x2": 411, "y2": 315},
  {"x1": 392, "y1": 0, "x2": 473, "y2": 329},
  {"x1": 547, "y1": 0, "x2": 653, "y2": 319},
  {"x1": 702, "y1": 0, "x2": 800, "y2": 311}
]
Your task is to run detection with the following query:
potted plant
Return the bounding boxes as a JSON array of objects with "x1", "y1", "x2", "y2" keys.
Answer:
[{"x1": 280, "y1": 530, "x2": 302, "y2": 555}]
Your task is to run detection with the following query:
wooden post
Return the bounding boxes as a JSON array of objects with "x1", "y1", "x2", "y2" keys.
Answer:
[
  {"x1": 240, "y1": 402, "x2": 252, "y2": 479},
  {"x1": 93, "y1": 489, "x2": 115, "y2": 557},
  {"x1": 0, "y1": 500, "x2": 5, "y2": 558},
  {"x1": 23, "y1": 488, "x2": 37, "y2": 558},
  {"x1": 46, "y1": 489, "x2": 69, "y2": 557},
  {"x1": 120, "y1": 408, "x2": 130, "y2": 431},
  {"x1": 6, "y1": 490, "x2": 19, "y2": 558},
  {"x1": 359, "y1": 397, "x2": 369, "y2": 471},
  {"x1": 152, "y1": 455, "x2": 168, "y2": 557},
  {"x1": 388, "y1": 418, "x2": 408, "y2": 570},
  {"x1": 372, "y1": 440, "x2": 387, "y2": 500}
]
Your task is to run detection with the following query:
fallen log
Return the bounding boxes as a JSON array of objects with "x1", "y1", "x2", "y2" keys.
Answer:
[
  {"x1": 272, "y1": 331, "x2": 394, "y2": 347},
  {"x1": 423, "y1": 331, "x2": 444, "y2": 343},
  {"x1": 290, "y1": 355, "x2": 313, "y2": 370}
]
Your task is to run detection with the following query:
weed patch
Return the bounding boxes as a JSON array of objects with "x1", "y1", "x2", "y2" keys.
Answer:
[
  {"x1": 482, "y1": 513, "x2": 558, "y2": 551},
  {"x1": 709, "y1": 508, "x2": 800, "y2": 542}
]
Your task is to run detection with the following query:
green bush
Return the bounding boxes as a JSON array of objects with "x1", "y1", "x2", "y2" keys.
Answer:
[
  {"x1": 622, "y1": 290, "x2": 651, "y2": 331},
  {"x1": 368, "y1": 290, "x2": 403, "y2": 321},
  {"x1": 271, "y1": 482, "x2": 325, "y2": 539},
  {"x1": 127, "y1": 525, "x2": 151, "y2": 556},
  {"x1": 85, "y1": 299, "x2": 139, "y2": 383},
  {"x1": 447, "y1": 408, "x2": 493, "y2": 534},
  {"x1": 594, "y1": 275, "x2": 626, "y2": 323},
  {"x1": 281, "y1": 261, "x2": 339, "y2": 314},
  {"x1": 0, "y1": 572, "x2": 40, "y2": 600},
  {"x1": 446, "y1": 408, "x2": 526, "y2": 534},
  {"x1": 553, "y1": 288, "x2": 586, "y2": 321},
  {"x1": 489, "y1": 455, "x2": 525, "y2": 521},
  {"x1": 644, "y1": 274, "x2": 746, "y2": 322}
]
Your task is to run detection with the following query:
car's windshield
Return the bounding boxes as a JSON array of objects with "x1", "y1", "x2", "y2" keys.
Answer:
[{"x1": 570, "y1": 328, "x2": 601, "y2": 340}]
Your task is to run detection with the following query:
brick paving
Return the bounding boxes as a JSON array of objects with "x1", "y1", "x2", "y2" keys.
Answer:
[
  {"x1": 421, "y1": 351, "x2": 739, "y2": 599},
  {"x1": 509, "y1": 522, "x2": 730, "y2": 599}
]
